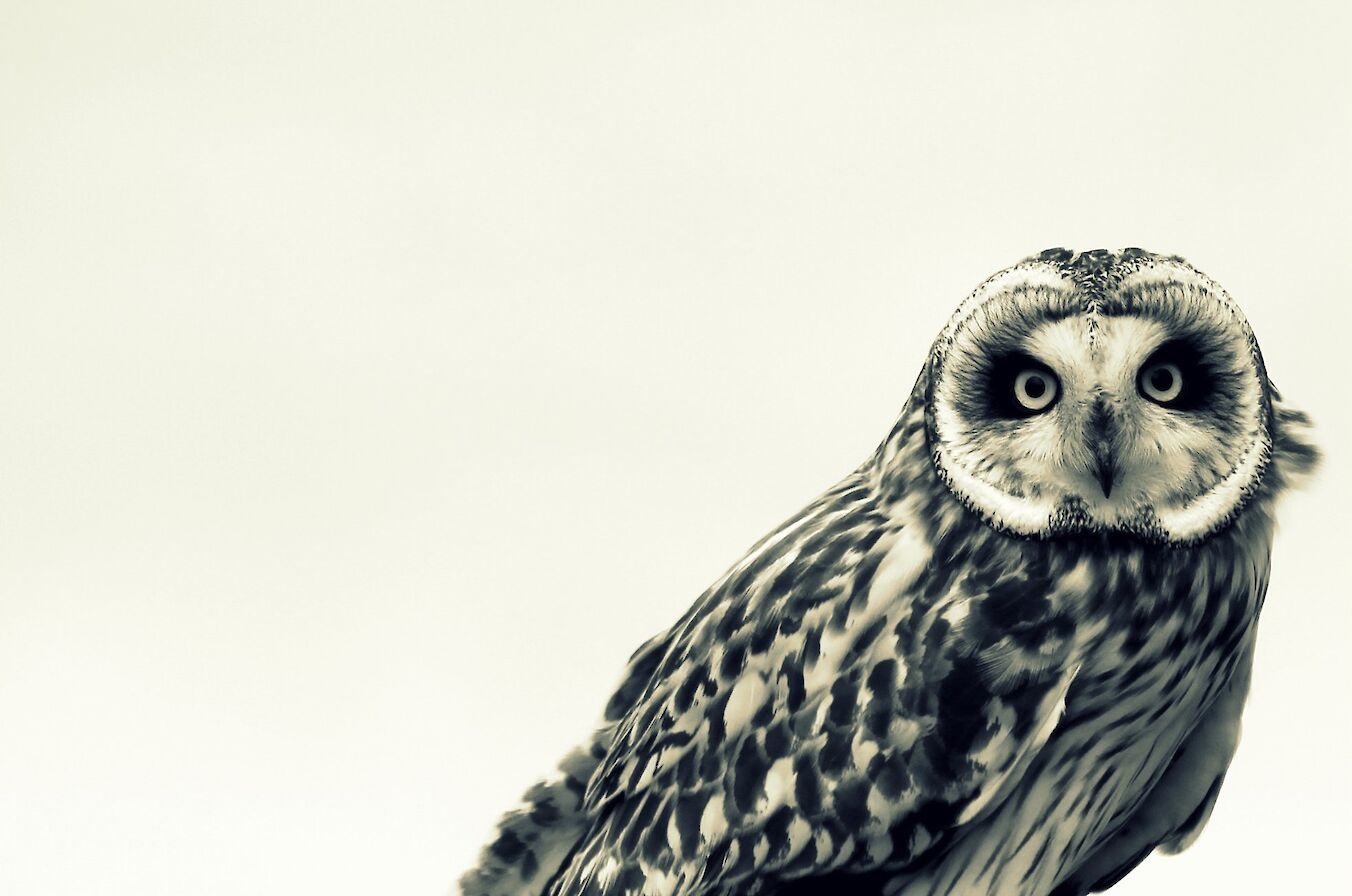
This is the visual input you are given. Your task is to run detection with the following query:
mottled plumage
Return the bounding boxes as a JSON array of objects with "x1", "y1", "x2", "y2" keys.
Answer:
[{"x1": 461, "y1": 249, "x2": 1318, "y2": 896}]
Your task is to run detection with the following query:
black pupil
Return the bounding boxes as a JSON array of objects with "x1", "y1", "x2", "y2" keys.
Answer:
[
  {"x1": 1150, "y1": 367, "x2": 1175, "y2": 393},
  {"x1": 1022, "y1": 375, "x2": 1046, "y2": 399}
]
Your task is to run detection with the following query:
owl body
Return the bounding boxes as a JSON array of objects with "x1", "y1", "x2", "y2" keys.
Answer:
[{"x1": 462, "y1": 250, "x2": 1317, "y2": 896}]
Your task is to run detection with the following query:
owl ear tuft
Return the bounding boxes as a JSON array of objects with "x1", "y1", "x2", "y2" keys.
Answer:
[{"x1": 1269, "y1": 399, "x2": 1321, "y2": 487}]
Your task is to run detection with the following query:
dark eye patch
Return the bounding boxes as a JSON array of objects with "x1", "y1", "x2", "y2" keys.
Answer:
[
  {"x1": 1137, "y1": 338, "x2": 1215, "y2": 410},
  {"x1": 986, "y1": 352, "x2": 1060, "y2": 418}
]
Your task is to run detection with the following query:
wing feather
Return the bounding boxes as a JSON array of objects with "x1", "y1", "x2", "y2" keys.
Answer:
[
  {"x1": 1053, "y1": 629, "x2": 1257, "y2": 895},
  {"x1": 549, "y1": 471, "x2": 1085, "y2": 896}
]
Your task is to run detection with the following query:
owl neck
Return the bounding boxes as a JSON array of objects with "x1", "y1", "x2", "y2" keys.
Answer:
[{"x1": 869, "y1": 382, "x2": 931, "y2": 499}]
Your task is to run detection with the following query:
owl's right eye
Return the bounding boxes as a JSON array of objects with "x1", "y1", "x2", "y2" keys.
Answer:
[
  {"x1": 1014, "y1": 369, "x2": 1059, "y2": 411},
  {"x1": 988, "y1": 354, "x2": 1061, "y2": 418}
]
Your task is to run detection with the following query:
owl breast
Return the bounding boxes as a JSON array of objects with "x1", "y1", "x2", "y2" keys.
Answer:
[{"x1": 882, "y1": 520, "x2": 1272, "y2": 896}]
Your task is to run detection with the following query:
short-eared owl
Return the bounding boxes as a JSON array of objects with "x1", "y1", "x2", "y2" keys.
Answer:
[{"x1": 462, "y1": 248, "x2": 1318, "y2": 896}]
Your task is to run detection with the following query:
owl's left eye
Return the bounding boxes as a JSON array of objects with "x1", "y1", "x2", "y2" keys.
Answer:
[
  {"x1": 1139, "y1": 361, "x2": 1183, "y2": 403},
  {"x1": 1136, "y1": 341, "x2": 1211, "y2": 410}
]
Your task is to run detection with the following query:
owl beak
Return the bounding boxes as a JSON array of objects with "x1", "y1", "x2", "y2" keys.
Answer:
[
  {"x1": 1093, "y1": 449, "x2": 1117, "y2": 499},
  {"x1": 1087, "y1": 397, "x2": 1119, "y2": 499}
]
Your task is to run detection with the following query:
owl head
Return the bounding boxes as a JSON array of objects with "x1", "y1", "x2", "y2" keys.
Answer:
[{"x1": 926, "y1": 248, "x2": 1274, "y2": 545}]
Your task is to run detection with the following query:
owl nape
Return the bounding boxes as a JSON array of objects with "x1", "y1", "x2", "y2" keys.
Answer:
[{"x1": 462, "y1": 248, "x2": 1318, "y2": 896}]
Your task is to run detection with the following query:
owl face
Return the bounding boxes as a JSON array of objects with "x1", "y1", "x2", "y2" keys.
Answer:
[{"x1": 926, "y1": 249, "x2": 1271, "y2": 544}]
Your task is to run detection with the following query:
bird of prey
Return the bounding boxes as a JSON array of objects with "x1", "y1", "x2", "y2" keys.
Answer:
[{"x1": 461, "y1": 249, "x2": 1319, "y2": 896}]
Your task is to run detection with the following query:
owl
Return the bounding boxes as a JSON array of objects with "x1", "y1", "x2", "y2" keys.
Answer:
[{"x1": 460, "y1": 249, "x2": 1318, "y2": 896}]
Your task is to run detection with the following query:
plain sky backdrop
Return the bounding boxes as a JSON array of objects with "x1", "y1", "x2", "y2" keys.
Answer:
[{"x1": 2, "y1": 2, "x2": 1349, "y2": 894}]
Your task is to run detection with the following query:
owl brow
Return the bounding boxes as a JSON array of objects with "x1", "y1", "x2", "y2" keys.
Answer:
[
  {"x1": 1037, "y1": 304, "x2": 1089, "y2": 323},
  {"x1": 963, "y1": 296, "x2": 1064, "y2": 355}
]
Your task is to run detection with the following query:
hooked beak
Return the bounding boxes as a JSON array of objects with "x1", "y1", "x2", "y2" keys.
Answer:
[
  {"x1": 1087, "y1": 397, "x2": 1119, "y2": 499},
  {"x1": 1093, "y1": 448, "x2": 1117, "y2": 499}
]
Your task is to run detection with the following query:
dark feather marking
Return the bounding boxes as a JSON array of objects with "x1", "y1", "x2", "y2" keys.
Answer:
[
  {"x1": 828, "y1": 676, "x2": 858, "y2": 727},
  {"x1": 780, "y1": 658, "x2": 806, "y2": 712},
  {"x1": 934, "y1": 656, "x2": 994, "y2": 755},
  {"x1": 672, "y1": 791, "x2": 703, "y2": 859},
  {"x1": 528, "y1": 797, "x2": 561, "y2": 826},
  {"x1": 870, "y1": 748, "x2": 912, "y2": 800},
  {"x1": 641, "y1": 801, "x2": 671, "y2": 864},
  {"x1": 731, "y1": 737, "x2": 771, "y2": 816},
  {"x1": 617, "y1": 793, "x2": 657, "y2": 857},
  {"x1": 675, "y1": 747, "x2": 699, "y2": 789},
  {"x1": 764, "y1": 719, "x2": 792, "y2": 758},
  {"x1": 835, "y1": 775, "x2": 872, "y2": 830},
  {"x1": 763, "y1": 804, "x2": 795, "y2": 859},
  {"x1": 719, "y1": 642, "x2": 747, "y2": 680},
  {"x1": 752, "y1": 696, "x2": 775, "y2": 728},
  {"x1": 801, "y1": 626, "x2": 823, "y2": 668},
  {"x1": 489, "y1": 828, "x2": 528, "y2": 862},
  {"x1": 845, "y1": 615, "x2": 889, "y2": 664},
  {"x1": 819, "y1": 725, "x2": 853, "y2": 775},
  {"x1": 794, "y1": 753, "x2": 823, "y2": 817},
  {"x1": 749, "y1": 622, "x2": 777, "y2": 654}
]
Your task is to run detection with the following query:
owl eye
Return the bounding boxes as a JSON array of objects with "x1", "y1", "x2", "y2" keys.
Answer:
[
  {"x1": 1139, "y1": 361, "x2": 1184, "y2": 404},
  {"x1": 987, "y1": 353, "x2": 1061, "y2": 418},
  {"x1": 1135, "y1": 340, "x2": 1214, "y2": 410},
  {"x1": 1013, "y1": 368, "x2": 1059, "y2": 412}
]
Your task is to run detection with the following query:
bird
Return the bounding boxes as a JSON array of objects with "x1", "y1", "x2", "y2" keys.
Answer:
[{"x1": 459, "y1": 248, "x2": 1319, "y2": 896}]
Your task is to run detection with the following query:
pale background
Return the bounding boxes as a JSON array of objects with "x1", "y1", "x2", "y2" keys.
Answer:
[{"x1": 2, "y1": 2, "x2": 1349, "y2": 894}]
